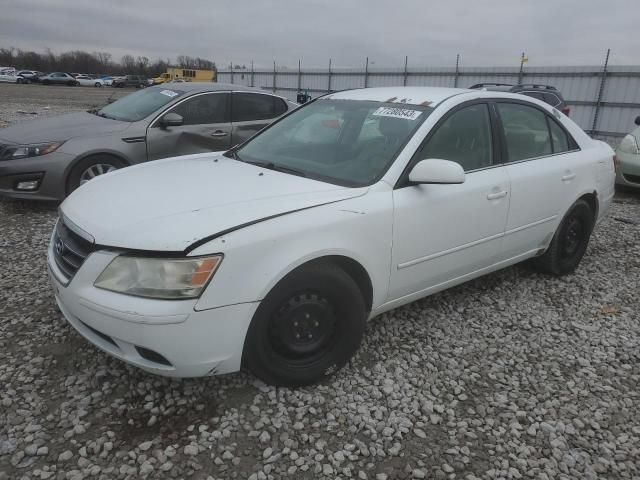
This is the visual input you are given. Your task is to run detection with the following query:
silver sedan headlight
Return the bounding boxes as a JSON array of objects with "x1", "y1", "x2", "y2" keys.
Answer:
[
  {"x1": 0, "y1": 141, "x2": 64, "y2": 160},
  {"x1": 94, "y1": 255, "x2": 223, "y2": 300}
]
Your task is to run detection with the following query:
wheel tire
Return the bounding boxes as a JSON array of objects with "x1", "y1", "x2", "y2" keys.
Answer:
[
  {"x1": 16, "y1": 77, "x2": 23, "y2": 84},
  {"x1": 95, "y1": 82, "x2": 102, "y2": 87},
  {"x1": 532, "y1": 199, "x2": 594, "y2": 275},
  {"x1": 66, "y1": 155, "x2": 126, "y2": 195},
  {"x1": 243, "y1": 262, "x2": 366, "y2": 387}
]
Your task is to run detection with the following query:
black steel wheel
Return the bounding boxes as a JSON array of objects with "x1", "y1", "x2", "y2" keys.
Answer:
[
  {"x1": 533, "y1": 199, "x2": 594, "y2": 275},
  {"x1": 268, "y1": 293, "x2": 337, "y2": 363},
  {"x1": 243, "y1": 262, "x2": 366, "y2": 386}
]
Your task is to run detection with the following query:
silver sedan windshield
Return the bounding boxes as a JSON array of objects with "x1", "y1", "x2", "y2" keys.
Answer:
[{"x1": 98, "y1": 87, "x2": 184, "y2": 122}]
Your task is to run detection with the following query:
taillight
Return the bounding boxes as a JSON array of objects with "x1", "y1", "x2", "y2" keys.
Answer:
[
  {"x1": 613, "y1": 154, "x2": 620, "y2": 173},
  {"x1": 561, "y1": 106, "x2": 571, "y2": 116}
]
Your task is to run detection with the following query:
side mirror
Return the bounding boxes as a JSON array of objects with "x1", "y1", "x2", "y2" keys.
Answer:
[
  {"x1": 635, "y1": 115, "x2": 640, "y2": 126},
  {"x1": 160, "y1": 112, "x2": 183, "y2": 128},
  {"x1": 408, "y1": 159, "x2": 465, "y2": 185}
]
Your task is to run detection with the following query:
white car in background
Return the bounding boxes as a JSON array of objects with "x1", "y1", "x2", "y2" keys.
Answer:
[
  {"x1": 0, "y1": 68, "x2": 20, "y2": 83},
  {"x1": 48, "y1": 86, "x2": 616, "y2": 386},
  {"x1": 75, "y1": 75, "x2": 104, "y2": 87},
  {"x1": 615, "y1": 115, "x2": 640, "y2": 188}
]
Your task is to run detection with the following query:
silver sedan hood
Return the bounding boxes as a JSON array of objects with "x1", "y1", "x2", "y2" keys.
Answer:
[
  {"x1": 61, "y1": 153, "x2": 367, "y2": 252},
  {"x1": 0, "y1": 111, "x2": 130, "y2": 144}
]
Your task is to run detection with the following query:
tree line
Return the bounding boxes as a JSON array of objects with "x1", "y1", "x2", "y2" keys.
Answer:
[{"x1": 0, "y1": 47, "x2": 217, "y2": 77}]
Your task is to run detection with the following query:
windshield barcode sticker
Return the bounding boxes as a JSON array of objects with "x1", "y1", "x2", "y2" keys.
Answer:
[
  {"x1": 372, "y1": 107, "x2": 422, "y2": 120},
  {"x1": 160, "y1": 90, "x2": 179, "y2": 97}
]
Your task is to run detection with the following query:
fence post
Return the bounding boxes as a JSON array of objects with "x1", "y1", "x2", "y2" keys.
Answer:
[
  {"x1": 272, "y1": 61, "x2": 276, "y2": 93},
  {"x1": 230, "y1": 63, "x2": 234, "y2": 84},
  {"x1": 328, "y1": 58, "x2": 332, "y2": 92},
  {"x1": 454, "y1": 54, "x2": 460, "y2": 87},
  {"x1": 403, "y1": 56, "x2": 408, "y2": 86},
  {"x1": 518, "y1": 52, "x2": 526, "y2": 84},
  {"x1": 591, "y1": 48, "x2": 611, "y2": 136},
  {"x1": 364, "y1": 57, "x2": 369, "y2": 88},
  {"x1": 250, "y1": 61, "x2": 254, "y2": 87},
  {"x1": 297, "y1": 59, "x2": 302, "y2": 93}
]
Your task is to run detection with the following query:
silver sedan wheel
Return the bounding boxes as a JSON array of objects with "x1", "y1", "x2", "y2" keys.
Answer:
[{"x1": 79, "y1": 163, "x2": 117, "y2": 185}]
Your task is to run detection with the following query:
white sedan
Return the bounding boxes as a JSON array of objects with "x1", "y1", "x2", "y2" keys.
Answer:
[
  {"x1": 75, "y1": 75, "x2": 104, "y2": 87},
  {"x1": 48, "y1": 86, "x2": 616, "y2": 386},
  {"x1": 0, "y1": 69, "x2": 20, "y2": 83}
]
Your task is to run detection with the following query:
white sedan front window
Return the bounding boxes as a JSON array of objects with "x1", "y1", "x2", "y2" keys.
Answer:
[{"x1": 237, "y1": 100, "x2": 432, "y2": 187}]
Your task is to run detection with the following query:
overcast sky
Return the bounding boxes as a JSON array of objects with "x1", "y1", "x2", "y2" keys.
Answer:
[{"x1": 1, "y1": 0, "x2": 637, "y2": 69}]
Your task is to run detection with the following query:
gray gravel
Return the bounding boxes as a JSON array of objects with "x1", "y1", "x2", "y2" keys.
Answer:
[{"x1": 1, "y1": 84, "x2": 640, "y2": 480}]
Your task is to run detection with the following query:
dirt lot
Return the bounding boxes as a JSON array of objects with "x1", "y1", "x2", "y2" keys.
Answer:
[
  {"x1": 0, "y1": 83, "x2": 128, "y2": 129},
  {"x1": 1, "y1": 84, "x2": 639, "y2": 480}
]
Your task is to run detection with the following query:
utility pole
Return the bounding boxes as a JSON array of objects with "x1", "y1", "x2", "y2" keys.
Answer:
[{"x1": 454, "y1": 54, "x2": 460, "y2": 87}]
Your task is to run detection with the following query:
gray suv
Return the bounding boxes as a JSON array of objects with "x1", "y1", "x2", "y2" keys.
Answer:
[{"x1": 0, "y1": 83, "x2": 297, "y2": 201}]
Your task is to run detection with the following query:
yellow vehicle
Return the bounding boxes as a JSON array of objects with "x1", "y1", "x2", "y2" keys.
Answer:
[{"x1": 153, "y1": 68, "x2": 216, "y2": 85}]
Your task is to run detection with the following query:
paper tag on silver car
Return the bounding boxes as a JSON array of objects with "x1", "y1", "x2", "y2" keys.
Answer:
[
  {"x1": 160, "y1": 90, "x2": 179, "y2": 97},
  {"x1": 372, "y1": 107, "x2": 422, "y2": 120}
]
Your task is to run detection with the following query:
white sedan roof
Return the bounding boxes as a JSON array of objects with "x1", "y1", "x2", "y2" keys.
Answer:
[{"x1": 323, "y1": 86, "x2": 469, "y2": 107}]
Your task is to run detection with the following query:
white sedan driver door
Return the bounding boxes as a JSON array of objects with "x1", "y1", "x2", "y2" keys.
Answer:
[{"x1": 389, "y1": 102, "x2": 511, "y2": 303}]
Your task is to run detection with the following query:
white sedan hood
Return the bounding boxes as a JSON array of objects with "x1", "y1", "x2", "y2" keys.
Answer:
[{"x1": 61, "y1": 153, "x2": 367, "y2": 252}]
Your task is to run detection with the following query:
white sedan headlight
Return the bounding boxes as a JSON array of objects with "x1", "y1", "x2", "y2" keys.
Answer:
[
  {"x1": 618, "y1": 134, "x2": 640, "y2": 155},
  {"x1": 94, "y1": 255, "x2": 222, "y2": 299}
]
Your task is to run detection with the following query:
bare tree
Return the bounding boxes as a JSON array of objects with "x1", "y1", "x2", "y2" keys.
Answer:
[
  {"x1": 95, "y1": 51, "x2": 112, "y2": 72},
  {"x1": 136, "y1": 56, "x2": 149, "y2": 73},
  {"x1": 121, "y1": 54, "x2": 136, "y2": 73},
  {"x1": 0, "y1": 45, "x2": 215, "y2": 77}
]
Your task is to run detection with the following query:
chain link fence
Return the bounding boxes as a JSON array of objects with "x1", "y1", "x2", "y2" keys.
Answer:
[{"x1": 217, "y1": 55, "x2": 640, "y2": 144}]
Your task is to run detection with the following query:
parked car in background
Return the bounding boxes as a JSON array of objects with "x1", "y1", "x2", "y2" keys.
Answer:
[
  {"x1": 615, "y1": 115, "x2": 640, "y2": 188},
  {"x1": 40, "y1": 72, "x2": 79, "y2": 86},
  {"x1": 0, "y1": 68, "x2": 21, "y2": 83},
  {"x1": 46, "y1": 86, "x2": 615, "y2": 386},
  {"x1": 0, "y1": 83, "x2": 296, "y2": 200},
  {"x1": 17, "y1": 70, "x2": 43, "y2": 83},
  {"x1": 100, "y1": 76, "x2": 115, "y2": 86},
  {"x1": 112, "y1": 75, "x2": 148, "y2": 88},
  {"x1": 470, "y1": 83, "x2": 571, "y2": 116},
  {"x1": 75, "y1": 75, "x2": 104, "y2": 87}
]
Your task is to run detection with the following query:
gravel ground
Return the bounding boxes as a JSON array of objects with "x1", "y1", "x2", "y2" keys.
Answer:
[{"x1": 1, "y1": 84, "x2": 640, "y2": 480}]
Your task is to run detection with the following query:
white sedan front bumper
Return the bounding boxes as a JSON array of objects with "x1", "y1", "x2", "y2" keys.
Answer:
[{"x1": 47, "y1": 241, "x2": 258, "y2": 378}]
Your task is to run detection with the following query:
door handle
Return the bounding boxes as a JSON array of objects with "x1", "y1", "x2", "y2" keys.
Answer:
[
  {"x1": 487, "y1": 190, "x2": 508, "y2": 200},
  {"x1": 210, "y1": 130, "x2": 228, "y2": 137},
  {"x1": 561, "y1": 172, "x2": 576, "y2": 181}
]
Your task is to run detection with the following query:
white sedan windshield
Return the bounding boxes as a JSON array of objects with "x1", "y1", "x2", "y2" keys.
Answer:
[{"x1": 236, "y1": 99, "x2": 431, "y2": 186}]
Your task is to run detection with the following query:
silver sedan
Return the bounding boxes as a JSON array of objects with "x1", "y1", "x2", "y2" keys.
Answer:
[{"x1": 0, "y1": 83, "x2": 296, "y2": 201}]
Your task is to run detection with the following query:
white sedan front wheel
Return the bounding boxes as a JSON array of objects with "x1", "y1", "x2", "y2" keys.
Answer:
[{"x1": 243, "y1": 262, "x2": 366, "y2": 386}]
